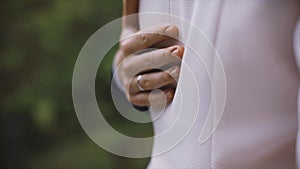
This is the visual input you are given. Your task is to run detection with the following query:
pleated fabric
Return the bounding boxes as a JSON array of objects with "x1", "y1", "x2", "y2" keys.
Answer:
[{"x1": 138, "y1": 0, "x2": 300, "y2": 168}]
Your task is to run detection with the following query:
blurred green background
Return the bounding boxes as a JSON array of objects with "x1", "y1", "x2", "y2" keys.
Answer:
[{"x1": 1, "y1": 0, "x2": 153, "y2": 168}]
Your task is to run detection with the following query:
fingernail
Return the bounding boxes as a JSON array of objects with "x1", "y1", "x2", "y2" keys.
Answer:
[
  {"x1": 170, "y1": 46, "x2": 184, "y2": 58},
  {"x1": 170, "y1": 66, "x2": 179, "y2": 80},
  {"x1": 172, "y1": 48, "x2": 179, "y2": 56},
  {"x1": 164, "y1": 25, "x2": 178, "y2": 36},
  {"x1": 166, "y1": 91, "x2": 173, "y2": 99},
  {"x1": 177, "y1": 46, "x2": 184, "y2": 57}
]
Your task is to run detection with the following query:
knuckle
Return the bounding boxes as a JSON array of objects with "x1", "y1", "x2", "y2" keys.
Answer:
[
  {"x1": 119, "y1": 39, "x2": 133, "y2": 54},
  {"x1": 119, "y1": 40, "x2": 129, "y2": 50},
  {"x1": 121, "y1": 60, "x2": 131, "y2": 73},
  {"x1": 143, "y1": 55, "x2": 152, "y2": 66},
  {"x1": 140, "y1": 34, "x2": 147, "y2": 42},
  {"x1": 140, "y1": 77, "x2": 152, "y2": 89},
  {"x1": 137, "y1": 34, "x2": 148, "y2": 45}
]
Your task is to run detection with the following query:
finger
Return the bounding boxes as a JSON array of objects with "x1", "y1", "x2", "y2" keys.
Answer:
[
  {"x1": 129, "y1": 88, "x2": 175, "y2": 107},
  {"x1": 120, "y1": 24, "x2": 178, "y2": 55},
  {"x1": 123, "y1": 45, "x2": 184, "y2": 76},
  {"x1": 129, "y1": 66, "x2": 180, "y2": 94},
  {"x1": 153, "y1": 38, "x2": 182, "y2": 49},
  {"x1": 172, "y1": 45, "x2": 184, "y2": 59}
]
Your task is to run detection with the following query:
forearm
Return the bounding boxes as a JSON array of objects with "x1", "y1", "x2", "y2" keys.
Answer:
[
  {"x1": 122, "y1": 0, "x2": 139, "y2": 31},
  {"x1": 114, "y1": 0, "x2": 139, "y2": 67}
]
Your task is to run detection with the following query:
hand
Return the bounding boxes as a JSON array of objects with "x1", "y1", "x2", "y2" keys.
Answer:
[{"x1": 113, "y1": 24, "x2": 184, "y2": 107}]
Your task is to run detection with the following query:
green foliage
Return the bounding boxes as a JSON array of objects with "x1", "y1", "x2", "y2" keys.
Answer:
[{"x1": 1, "y1": 0, "x2": 152, "y2": 169}]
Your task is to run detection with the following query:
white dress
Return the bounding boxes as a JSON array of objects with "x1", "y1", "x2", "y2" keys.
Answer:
[{"x1": 138, "y1": 0, "x2": 300, "y2": 168}]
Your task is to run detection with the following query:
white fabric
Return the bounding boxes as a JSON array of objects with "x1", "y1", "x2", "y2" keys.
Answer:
[
  {"x1": 295, "y1": 18, "x2": 300, "y2": 168},
  {"x1": 138, "y1": 0, "x2": 300, "y2": 168}
]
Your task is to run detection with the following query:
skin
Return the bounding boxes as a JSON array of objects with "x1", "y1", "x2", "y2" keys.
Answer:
[{"x1": 113, "y1": 0, "x2": 184, "y2": 107}]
